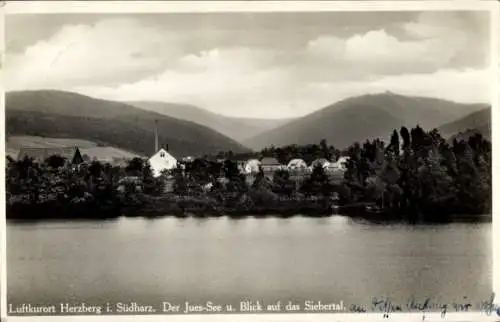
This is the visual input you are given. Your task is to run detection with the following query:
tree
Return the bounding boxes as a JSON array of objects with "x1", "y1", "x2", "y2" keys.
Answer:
[
  {"x1": 389, "y1": 129, "x2": 400, "y2": 156},
  {"x1": 272, "y1": 169, "x2": 294, "y2": 196},
  {"x1": 252, "y1": 166, "x2": 272, "y2": 191},
  {"x1": 88, "y1": 161, "x2": 103, "y2": 177},
  {"x1": 172, "y1": 167, "x2": 188, "y2": 195},
  {"x1": 142, "y1": 161, "x2": 164, "y2": 195},
  {"x1": 46, "y1": 155, "x2": 66, "y2": 168},
  {"x1": 410, "y1": 125, "x2": 427, "y2": 157},
  {"x1": 126, "y1": 157, "x2": 144, "y2": 176},
  {"x1": 416, "y1": 146, "x2": 455, "y2": 219},
  {"x1": 380, "y1": 155, "x2": 402, "y2": 209},
  {"x1": 302, "y1": 163, "x2": 331, "y2": 197},
  {"x1": 222, "y1": 160, "x2": 246, "y2": 193},
  {"x1": 452, "y1": 138, "x2": 491, "y2": 214},
  {"x1": 320, "y1": 139, "x2": 330, "y2": 160},
  {"x1": 400, "y1": 127, "x2": 411, "y2": 150},
  {"x1": 87, "y1": 161, "x2": 113, "y2": 201}
]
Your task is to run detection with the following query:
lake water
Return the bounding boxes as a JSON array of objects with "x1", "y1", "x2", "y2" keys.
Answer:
[{"x1": 7, "y1": 216, "x2": 492, "y2": 314}]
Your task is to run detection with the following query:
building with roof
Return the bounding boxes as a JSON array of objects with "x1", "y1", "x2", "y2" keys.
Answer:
[
  {"x1": 148, "y1": 148, "x2": 178, "y2": 177},
  {"x1": 260, "y1": 157, "x2": 282, "y2": 172},
  {"x1": 334, "y1": 156, "x2": 350, "y2": 170},
  {"x1": 324, "y1": 156, "x2": 349, "y2": 171},
  {"x1": 287, "y1": 158, "x2": 308, "y2": 171},
  {"x1": 146, "y1": 119, "x2": 178, "y2": 177},
  {"x1": 17, "y1": 147, "x2": 84, "y2": 165},
  {"x1": 244, "y1": 159, "x2": 261, "y2": 174},
  {"x1": 322, "y1": 156, "x2": 349, "y2": 182}
]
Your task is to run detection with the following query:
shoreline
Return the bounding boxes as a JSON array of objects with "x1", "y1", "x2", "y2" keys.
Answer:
[{"x1": 6, "y1": 200, "x2": 491, "y2": 224}]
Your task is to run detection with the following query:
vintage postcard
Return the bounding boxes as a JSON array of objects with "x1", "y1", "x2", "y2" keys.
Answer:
[{"x1": 2, "y1": 1, "x2": 499, "y2": 321}]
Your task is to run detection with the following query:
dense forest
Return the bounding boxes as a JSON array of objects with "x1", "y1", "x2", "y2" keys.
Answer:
[
  {"x1": 341, "y1": 126, "x2": 491, "y2": 220},
  {"x1": 5, "y1": 125, "x2": 491, "y2": 222},
  {"x1": 214, "y1": 125, "x2": 492, "y2": 221}
]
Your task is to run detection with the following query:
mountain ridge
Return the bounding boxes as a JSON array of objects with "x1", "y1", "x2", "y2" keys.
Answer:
[
  {"x1": 438, "y1": 107, "x2": 491, "y2": 140},
  {"x1": 243, "y1": 92, "x2": 488, "y2": 149},
  {"x1": 6, "y1": 90, "x2": 250, "y2": 158}
]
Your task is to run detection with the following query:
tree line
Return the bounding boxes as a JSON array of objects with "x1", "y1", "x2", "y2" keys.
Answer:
[
  {"x1": 341, "y1": 126, "x2": 491, "y2": 220},
  {"x1": 5, "y1": 125, "x2": 491, "y2": 221},
  {"x1": 208, "y1": 125, "x2": 492, "y2": 220}
]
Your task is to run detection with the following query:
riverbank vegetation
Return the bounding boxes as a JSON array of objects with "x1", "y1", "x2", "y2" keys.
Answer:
[{"x1": 6, "y1": 126, "x2": 491, "y2": 223}]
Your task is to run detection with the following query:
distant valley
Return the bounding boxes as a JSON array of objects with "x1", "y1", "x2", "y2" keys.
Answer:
[{"x1": 126, "y1": 101, "x2": 293, "y2": 142}]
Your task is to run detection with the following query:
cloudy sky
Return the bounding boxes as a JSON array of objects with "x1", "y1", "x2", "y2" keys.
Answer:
[{"x1": 6, "y1": 11, "x2": 491, "y2": 118}]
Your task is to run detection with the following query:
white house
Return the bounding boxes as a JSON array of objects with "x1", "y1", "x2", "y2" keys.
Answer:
[
  {"x1": 287, "y1": 158, "x2": 308, "y2": 171},
  {"x1": 148, "y1": 148, "x2": 178, "y2": 177},
  {"x1": 324, "y1": 156, "x2": 350, "y2": 178},
  {"x1": 335, "y1": 156, "x2": 350, "y2": 170},
  {"x1": 244, "y1": 159, "x2": 261, "y2": 174}
]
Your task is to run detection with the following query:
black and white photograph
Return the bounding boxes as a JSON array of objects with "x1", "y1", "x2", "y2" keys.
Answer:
[{"x1": 3, "y1": 1, "x2": 499, "y2": 319}]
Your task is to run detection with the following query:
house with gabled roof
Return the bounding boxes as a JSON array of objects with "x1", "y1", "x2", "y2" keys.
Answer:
[
  {"x1": 244, "y1": 159, "x2": 261, "y2": 174},
  {"x1": 287, "y1": 158, "x2": 308, "y2": 171},
  {"x1": 260, "y1": 157, "x2": 282, "y2": 173},
  {"x1": 148, "y1": 147, "x2": 178, "y2": 177},
  {"x1": 147, "y1": 119, "x2": 178, "y2": 177}
]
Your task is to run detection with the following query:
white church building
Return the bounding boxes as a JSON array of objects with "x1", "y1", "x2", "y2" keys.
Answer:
[
  {"x1": 147, "y1": 120, "x2": 178, "y2": 177},
  {"x1": 148, "y1": 148, "x2": 178, "y2": 177}
]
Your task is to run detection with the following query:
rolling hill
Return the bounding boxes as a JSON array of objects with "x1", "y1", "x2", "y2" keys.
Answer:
[
  {"x1": 243, "y1": 92, "x2": 488, "y2": 149},
  {"x1": 6, "y1": 90, "x2": 250, "y2": 158},
  {"x1": 126, "y1": 101, "x2": 293, "y2": 142},
  {"x1": 438, "y1": 107, "x2": 491, "y2": 141}
]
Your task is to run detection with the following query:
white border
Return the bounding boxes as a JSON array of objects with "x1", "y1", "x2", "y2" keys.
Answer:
[
  {"x1": 3, "y1": 0, "x2": 497, "y2": 13},
  {"x1": 2, "y1": 1, "x2": 499, "y2": 322},
  {"x1": 491, "y1": 0, "x2": 500, "y2": 303},
  {"x1": 6, "y1": 312, "x2": 500, "y2": 322},
  {"x1": 1, "y1": 1, "x2": 6, "y2": 320}
]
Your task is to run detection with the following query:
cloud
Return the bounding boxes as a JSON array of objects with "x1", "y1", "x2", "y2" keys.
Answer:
[
  {"x1": 175, "y1": 47, "x2": 280, "y2": 73},
  {"x1": 306, "y1": 68, "x2": 490, "y2": 105},
  {"x1": 75, "y1": 65, "x2": 489, "y2": 119},
  {"x1": 74, "y1": 47, "x2": 296, "y2": 117},
  {"x1": 402, "y1": 11, "x2": 489, "y2": 67},
  {"x1": 304, "y1": 28, "x2": 470, "y2": 79},
  {"x1": 5, "y1": 12, "x2": 491, "y2": 118},
  {"x1": 5, "y1": 18, "x2": 182, "y2": 90}
]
